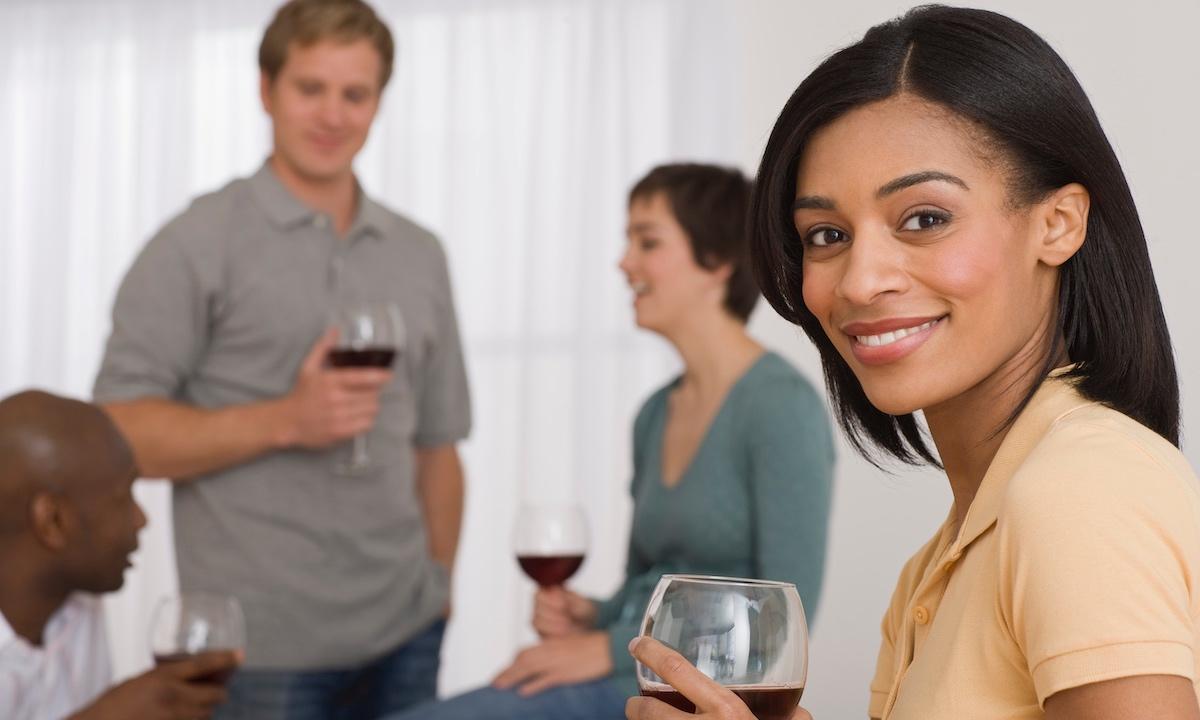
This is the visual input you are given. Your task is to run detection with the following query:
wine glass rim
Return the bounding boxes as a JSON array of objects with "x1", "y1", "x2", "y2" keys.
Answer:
[{"x1": 660, "y1": 574, "x2": 796, "y2": 589}]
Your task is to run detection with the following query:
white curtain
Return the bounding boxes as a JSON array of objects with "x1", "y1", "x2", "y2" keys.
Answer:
[{"x1": 0, "y1": 0, "x2": 741, "y2": 695}]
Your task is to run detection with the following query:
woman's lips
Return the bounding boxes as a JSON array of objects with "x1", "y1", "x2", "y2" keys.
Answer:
[{"x1": 845, "y1": 316, "x2": 946, "y2": 366}]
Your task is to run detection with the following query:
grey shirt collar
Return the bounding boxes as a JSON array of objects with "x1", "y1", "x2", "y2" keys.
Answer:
[{"x1": 248, "y1": 160, "x2": 388, "y2": 240}]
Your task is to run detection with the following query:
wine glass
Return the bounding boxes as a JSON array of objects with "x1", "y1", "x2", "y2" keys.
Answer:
[
  {"x1": 149, "y1": 593, "x2": 246, "y2": 686},
  {"x1": 513, "y1": 503, "x2": 589, "y2": 587},
  {"x1": 636, "y1": 575, "x2": 808, "y2": 720},
  {"x1": 328, "y1": 300, "x2": 404, "y2": 475}
]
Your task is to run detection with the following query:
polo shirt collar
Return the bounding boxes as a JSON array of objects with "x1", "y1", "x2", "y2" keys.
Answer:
[
  {"x1": 351, "y1": 195, "x2": 389, "y2": 240},
  {"x1": 950, "y1": 366, "x2": 1093, "y2": 555},
  {"x1": 249, "y1": 161, "x2": 314, "y2": 230},
  {"x1": 248, "y1": 160, "x2": 388, "y2": 239}
]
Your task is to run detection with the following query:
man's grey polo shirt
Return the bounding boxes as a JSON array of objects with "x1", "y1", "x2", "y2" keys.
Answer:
[{"x1": 94, "y1": 163, "x2": 471, "y2": 670}]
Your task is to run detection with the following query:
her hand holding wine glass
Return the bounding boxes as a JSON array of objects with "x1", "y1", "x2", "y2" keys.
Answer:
[
  {"x1": 626, "y1": 637, "x2": 813, "y2": 720},
  {"x1": 513, "y1": 503, "x2": 596, "y2": 638},
  {"x1": 532, "y1": 585, "x2": 598, "y2": 638},
  {"x1": 630, "y1": 575, "x2": 808, "y2": 720}
]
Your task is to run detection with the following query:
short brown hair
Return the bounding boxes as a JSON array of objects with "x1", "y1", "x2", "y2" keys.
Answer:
[
  {"x1": 259, "y1": 0, "x2": 396, "y2": 88},
  {"x1": 630, "y1": 163, "x2": 759, "y2": 322}
]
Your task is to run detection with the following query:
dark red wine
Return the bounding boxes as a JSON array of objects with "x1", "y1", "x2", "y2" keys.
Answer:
[
  {"x1": 640, "y1": 685, "x2": 803, "y2": 719},
  {"x1": 154, "y1": 652, "x2": 235, "y2": 686},
  {"x1": 517, "y1": 554, "x2": 584, "y2": 586},
  {"x1": 328, "y1": 347, "x2": 396, "y2": 368}
]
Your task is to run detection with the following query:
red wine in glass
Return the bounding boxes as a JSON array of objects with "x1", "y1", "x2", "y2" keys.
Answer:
[
  {"x1": 640, "y1": 685, "x2": 803, "y2": 720},
  {"x1": 327, "y1": 301, "x2": 405, "y2": 474},
  {"x1": 153, "y1": 652, "x2": 236, "y2": 686},
  {"x1": 328, "y1": 347, "x2": 396, "y2": 368},
  {"x1": 517, "y1": 554, "x2": 585, "y2": 586},
  {"x1": 512, "y1": 504, "x2": 589, "y2": 590},
  {"x1": 149, "y1": 593, "x2": 245, "y2": 688}
]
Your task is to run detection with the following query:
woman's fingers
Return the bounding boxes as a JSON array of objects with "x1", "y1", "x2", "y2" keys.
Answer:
[
  {"x1": 626, "y1": 695, "x2": 694, "y2": 720},
  {"x1": 628, "y1": 638, "x2": 736, "y2": 713}
]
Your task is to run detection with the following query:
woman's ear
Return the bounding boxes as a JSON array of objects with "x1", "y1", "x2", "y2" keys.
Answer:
[{"x1": 1035, "y1": 183, "x2": 1090, "y2": 267}]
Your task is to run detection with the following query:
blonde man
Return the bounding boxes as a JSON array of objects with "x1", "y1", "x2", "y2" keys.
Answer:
[{"x1": 94, "y1": 1, "x2": 470, "y2": 717}]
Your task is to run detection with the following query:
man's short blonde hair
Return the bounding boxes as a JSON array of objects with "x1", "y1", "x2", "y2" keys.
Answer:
[{"x1": 259, "y1": 0, "x2": 395, "y2": 88}]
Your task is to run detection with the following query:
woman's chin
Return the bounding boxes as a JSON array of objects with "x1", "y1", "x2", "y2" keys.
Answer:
[
  {"x1": 860, "y1": 385, "x2": 925, "y2": 418},
  {"x1": 633, "y1": 313, "x2": 663, "y2": 334}
]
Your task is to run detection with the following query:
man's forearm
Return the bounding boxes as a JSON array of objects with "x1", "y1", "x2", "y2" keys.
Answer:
[
  {"x1": 102, "y1": 396, "x2": 295, "y2": 481},
  {"x1": 415, "y1": 444, "x2": 465, "y2": 571}
]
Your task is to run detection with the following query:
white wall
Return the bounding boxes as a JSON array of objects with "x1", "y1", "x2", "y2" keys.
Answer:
[{"x1": 734, "y1": 2, "x2": 1200, "y2": 717}]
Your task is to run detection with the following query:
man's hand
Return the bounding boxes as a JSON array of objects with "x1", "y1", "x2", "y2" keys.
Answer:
[
  {"x1": 71, "y1": 650, "x2": 241, "y2": 720},
  {"x1": 280, "y1": 328, "x2": 394, "y2": 448},
  {"x1": 533, "y1": 586, "x2": 597, "y2": 638},
  {"x1": 492, "y1": 631, "x2": 612, "y2": 697}
]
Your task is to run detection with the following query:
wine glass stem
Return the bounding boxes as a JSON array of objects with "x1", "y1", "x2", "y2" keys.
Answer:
[{"x1": 350, "y1": 433, "x2": 370, "y2": 469}]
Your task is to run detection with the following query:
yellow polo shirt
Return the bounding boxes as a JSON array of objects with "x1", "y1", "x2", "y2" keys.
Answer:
[{"x1": 869, "y1": 373, "x2": 1200, "y2": 719}]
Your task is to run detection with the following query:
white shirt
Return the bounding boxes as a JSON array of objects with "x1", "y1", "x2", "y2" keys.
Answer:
[{"x1": 0, "y1": 594, "x2": 112, "y2": 720}]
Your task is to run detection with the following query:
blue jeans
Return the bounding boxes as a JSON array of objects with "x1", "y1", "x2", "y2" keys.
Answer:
[
  {"x1": 381, "y1": 678, "x2": 628, "y2": 720},
  {"x1": 213, "y1": 619, "x2": 446, "y2": 720}
]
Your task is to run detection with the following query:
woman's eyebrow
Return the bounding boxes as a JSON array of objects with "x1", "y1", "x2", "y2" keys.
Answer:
[
  {"x1": 793, "y1": 171, "x2": 968, "y2": 211},
  {"x1": 793, "y1": 195, "x2": 835, "y2": 211},
  {"x1": 876, "y1": 170, "x2": 969, "y2": 198}
]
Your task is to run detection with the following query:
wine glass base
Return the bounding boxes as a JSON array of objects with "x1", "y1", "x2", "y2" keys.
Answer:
[{"x1": 334, "y1": 460, "x2": 377, "y2": 477}]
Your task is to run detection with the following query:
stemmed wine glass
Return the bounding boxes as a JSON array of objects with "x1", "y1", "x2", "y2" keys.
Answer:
[
  {"x1": 149, "y1": 593, "x2": 246, "y2": 687},
  {"x1": 636, "y1": 575, "x2": 808, "y2": 720},
  {"x1": 328, "y1": 300, "x2": 404, "y2": 475},
  {"x1": 513, "y1": 503, "x2": 589, "y2": 588}
]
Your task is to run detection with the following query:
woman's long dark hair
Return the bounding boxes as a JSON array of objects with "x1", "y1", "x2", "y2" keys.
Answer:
[{"x1": 749, "y1": 5, "x2": 1179, "y2": 466}]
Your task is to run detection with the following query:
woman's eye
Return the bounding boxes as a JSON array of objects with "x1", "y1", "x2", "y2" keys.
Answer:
[
  {"x1": 900, "y1": 212, "x2": 948, "y2": 231},
  {"x1": 805, "y1": 227, "x2": 847, "y2": 247}
]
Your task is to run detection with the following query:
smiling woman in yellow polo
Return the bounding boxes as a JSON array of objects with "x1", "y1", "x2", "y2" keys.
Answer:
[
  {"x1": 870, "y1": 371, "x2": 1200, "y2": 719},
  {"x1": 621, "y1": 7, "x2": 1200, "y2": 720}
]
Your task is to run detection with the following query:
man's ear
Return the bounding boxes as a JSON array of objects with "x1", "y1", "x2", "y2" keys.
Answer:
[
  {"x1": 260, "y1": 71, "x2": 274, "y2": 115},
  {"x1": 1035, "y1": 182, "x2": 1090, "y2": 268},
  {"x1": 29, "y1": 492, "x2": 71, "y2": 551}
]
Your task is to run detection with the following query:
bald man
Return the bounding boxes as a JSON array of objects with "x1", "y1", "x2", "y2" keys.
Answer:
[{"x1": 0, "y1": 390, "x2": 240, "y2": 720}]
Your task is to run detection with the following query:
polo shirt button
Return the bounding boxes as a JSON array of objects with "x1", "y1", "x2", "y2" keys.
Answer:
[
  {"x1": 312, "y1": 215, "x2": 328, "y2": 229},
  {"x1": 913, "y1": 606, "x2": 930, "y2": 625}
]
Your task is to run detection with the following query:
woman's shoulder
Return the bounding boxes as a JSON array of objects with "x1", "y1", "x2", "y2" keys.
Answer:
[
  {"x1": 632, "y1": 377, "x2": 678, "y2": 438},
  {"x1": 1004, "y1": 402, "x2": 1200, "y2": 527},
  {"x1": 734, "y1": 352, "x2": 826, "y2": 418}
]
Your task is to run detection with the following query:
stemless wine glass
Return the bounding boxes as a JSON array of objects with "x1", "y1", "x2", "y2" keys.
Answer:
[
  {"x1": 513, "y1": 503, "x2": 589, "y2": 587},
  {"x1": 149, "y1": 593, "x2": 246, "y2": 686},
  {"x1": 328, "y1": 300, "x2": 405, "y2": 475},
  {"x1": 636, "y1": 575, "x2": 808, "y2": 720}
]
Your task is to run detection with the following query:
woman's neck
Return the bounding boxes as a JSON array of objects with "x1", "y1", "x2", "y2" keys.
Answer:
[
  {"x1": 664, "y1": 310, "x2": 763, "y2": 403},
  {"x1": 924, "y1": 333, "x2": 1068, "y2": 534}
]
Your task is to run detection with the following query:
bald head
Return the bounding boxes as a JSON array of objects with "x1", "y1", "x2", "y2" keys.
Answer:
[{"x1": 0, "y1": 390, "x2": 135, "y2": 536}]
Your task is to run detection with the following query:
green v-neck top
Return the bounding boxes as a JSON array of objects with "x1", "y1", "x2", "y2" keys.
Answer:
[{"x1": 595, "y1": 351, "x2": 835, "y2": 696}]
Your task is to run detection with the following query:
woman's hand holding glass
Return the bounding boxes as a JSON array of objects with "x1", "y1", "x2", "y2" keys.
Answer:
[
  {"x1": 533, "y1": 587, "x2": 598, "y2": 638},
  {"x1": 626, "y1": 637, "x2": 813, "y2": 720},
  {"x1": 631, "y1": 575, "x2": 809, "y2": 720}
]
